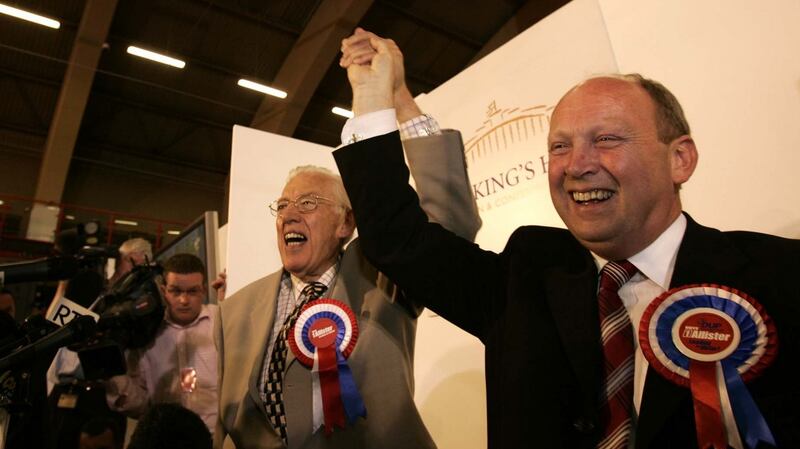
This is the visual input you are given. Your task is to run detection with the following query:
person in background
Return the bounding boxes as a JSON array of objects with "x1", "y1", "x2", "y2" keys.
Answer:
[
  {"x1": 77, "y1": 416, "x2": 123, "y2": 449},
  {"x1": 109, "y1": 238, "x2": 153, "y2": 285},
  {"x1": 210, "y1": 269, "x2": 226, "y2": 302},
  {"x1": 0, "y1": 288, "x2": 15, "y2": 320},
  {"x1": 127, "y1": 403, "x2": 212, "y2": 449},
  {"x1": 106, "y1": 253, "x2": 218, "y2": 435}
]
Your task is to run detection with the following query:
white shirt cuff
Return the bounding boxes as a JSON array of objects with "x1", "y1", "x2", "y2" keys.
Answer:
[{"x1": 340, "y1": 109, "x2": 398, "y2": 145}]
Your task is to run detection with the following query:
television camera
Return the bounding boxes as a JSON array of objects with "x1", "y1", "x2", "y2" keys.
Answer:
[{"x1": 0, "y1": 225, "x2": 165, "y2": 449}]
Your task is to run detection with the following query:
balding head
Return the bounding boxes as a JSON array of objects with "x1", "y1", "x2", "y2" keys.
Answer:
[{"x1": 547, "y1": 76, "x2": 698, "y2": 260}]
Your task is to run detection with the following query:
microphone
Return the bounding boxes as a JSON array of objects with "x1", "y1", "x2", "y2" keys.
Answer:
[
  {"x1": 0, "y1": 315, "x2": 96, "y2": 371},
  {"x1": 65, "y1": 269, "x2": 106, "y2": 308},
  {"x1": 0, "y1": 256, "x2": 79, "y2": 284}
]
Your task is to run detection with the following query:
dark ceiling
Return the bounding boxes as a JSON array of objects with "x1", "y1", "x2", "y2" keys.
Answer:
[{"x1": 0, "y1": 0, "x2": 569, "y2": 227}]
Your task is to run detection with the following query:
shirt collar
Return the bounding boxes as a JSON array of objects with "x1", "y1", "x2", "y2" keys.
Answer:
[
  {"x1": 593, "y1": 214, "x2": 687, "y2": 289},
  {"x1": 164, "y1": 303, "x2": 211, "y2": 328},
  {"x1": 289, "y1": 262, "x2": 339, "y2": 299}
]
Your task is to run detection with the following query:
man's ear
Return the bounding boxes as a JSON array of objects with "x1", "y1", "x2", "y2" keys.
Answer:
[
  {"x1": 336, "y1": 209, "x2": 356, "y2": 239},
  {"x1": 670, "y1": 135, "x2": 698, "y2": 185}
]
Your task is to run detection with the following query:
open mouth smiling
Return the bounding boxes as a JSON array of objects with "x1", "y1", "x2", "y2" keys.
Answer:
[
  {"x1": 285, "y1": 232, "x2": 308, "y2": 246},
  {"x1": 571, "y1": 189, "x2": 614, "y2": 204}
]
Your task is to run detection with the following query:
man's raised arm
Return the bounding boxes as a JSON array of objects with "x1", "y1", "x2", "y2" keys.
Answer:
[{"x1": 339, "y1": 29, "x2": 480, "y2": 240}]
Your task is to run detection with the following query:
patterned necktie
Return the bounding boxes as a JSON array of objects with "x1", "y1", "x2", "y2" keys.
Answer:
[
  {"x1": 597, "y1": 260, "x2": 638, "y2": 449},
  {"x1": 265, "y1": 281, "x2": 327, "y2": 445}
]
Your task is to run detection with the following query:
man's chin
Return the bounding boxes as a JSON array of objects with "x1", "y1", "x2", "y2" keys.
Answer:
[
  {"x1": 569, "y1": 224, "x2": 618, "y2": 247},
  {"x1": 283, "y1": 262, "x2": 309, "y2": 278},
  {"x1": 171, "y1": 312, "x2": 198, "y2": 325},
  {"x1": 282, "y1": 251, "x2": 310, "y2": 270}
]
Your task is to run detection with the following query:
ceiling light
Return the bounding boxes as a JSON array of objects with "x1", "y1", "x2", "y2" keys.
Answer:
[
  {"x1": 114, "y1": 219, "x2": 138, "y2": 226},
  {"x1": 237, "y1": 79, "x2": 287, "y2": 99},
  {"x1": 0, "y1": 200, "x2": 4, "y2": 206},
  {"x1": 64, "y1": 214, "x2": 75, "y2": 220},
  {"x1": 127, "y1": 46, "x2": 186, "y2": 69},
  {"x1": 0, "y1": 3, "x2": 60, "y2": 29},
  {"x1": 167, "y1": 230, "x2": 181, "y2": 236},
  {"x1": 331, "y1": 107, "x2": 354, "y2": 119}
]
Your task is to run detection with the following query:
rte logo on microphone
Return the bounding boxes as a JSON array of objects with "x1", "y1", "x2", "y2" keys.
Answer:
[{"x1": 46, "y1": 296, "x2": 99, "y2": 327}]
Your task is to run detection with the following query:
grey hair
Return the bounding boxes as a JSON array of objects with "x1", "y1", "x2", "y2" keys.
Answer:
[
  {"x1": 119, "y1": 237, "x2": 153, "y2": 260},
  {"x1": 285, "y1": 165, "x2": 355, "y2": 247},
  {"x1": 572, "y1": 73, "x2": 691, "y2": 143},
  {"x1": 285, "y1": 165, "x2": 352, "y2": 210}
]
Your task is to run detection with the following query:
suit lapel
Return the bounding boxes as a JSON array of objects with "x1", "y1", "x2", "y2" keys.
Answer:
[
  {"x1": 670, "y1": 214, "x2": 748, "y2": 287},
  {"x1": 246, "y1": 271, "x2": 283, "y2": 412},
  {"x1": 544, "y1": 251, "x2": 603, "y2": 412},
  {"x1": 636, "y1": 213, "x2": 750, "y2": 448}
]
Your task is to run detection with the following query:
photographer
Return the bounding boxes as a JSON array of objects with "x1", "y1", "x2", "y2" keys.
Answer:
[
  {"x1": 45, "y1": 237, "x2": 152, "y2": 449},
  {"x1": 105, "y1": 253, "x2": 218, "y2": 435},
  {"x1": 109, "y1": 238, "x2": 152, "y2": 285}
]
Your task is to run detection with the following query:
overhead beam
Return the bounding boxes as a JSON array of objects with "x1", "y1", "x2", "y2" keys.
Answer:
[
  {"x1": 190, "y1": 0, "x2": 303, "y2": 37},
  {"x1": 467, "y1": 0, "x2": 568, "y2": 67},
  {"x1": 378, "y1": 0, "x2": 482, "y2": 49},
  {"x1": 249, "y1": 0, "x2": 373, "y2": 135},
  {"x1": 33, "y1": 0, "x2": 118, "y2": 203}
]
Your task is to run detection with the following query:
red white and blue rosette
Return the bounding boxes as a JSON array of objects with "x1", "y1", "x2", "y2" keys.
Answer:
[
  {"x1": 639, "y1": 284, "x2": 778, "y2": 449},
  {"x1": 288, "y1": 298, "x2": 366, "y2": 434}
]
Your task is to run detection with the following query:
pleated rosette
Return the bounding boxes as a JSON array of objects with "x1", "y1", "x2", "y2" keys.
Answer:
[
  {"x1": 639, "y1": 284, "x2": 778, "y2": 449},
  {"x1": 288, "y1": 298, "x2": 366, "y2": 434}
]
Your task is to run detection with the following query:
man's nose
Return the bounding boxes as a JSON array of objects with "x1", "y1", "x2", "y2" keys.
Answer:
[
  {"x1": 278, "y1": 204, "x2": 301, "y2": 221},
  {"x1": 564, "y1": 141, "x2": 599, "y2": 178}
]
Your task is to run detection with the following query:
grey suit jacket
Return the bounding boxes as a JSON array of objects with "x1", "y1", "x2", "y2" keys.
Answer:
[{"x1": 215, "y1": 130, "x2": 480, "y2": 449}]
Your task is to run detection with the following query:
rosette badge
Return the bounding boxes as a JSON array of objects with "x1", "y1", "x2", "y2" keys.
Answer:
[
  {"x1": 639, "y1": 284, "x2": 778, "y2": 449},
  {"x1": 288, "y1": 298, "x2": 366, "y2": 434}
]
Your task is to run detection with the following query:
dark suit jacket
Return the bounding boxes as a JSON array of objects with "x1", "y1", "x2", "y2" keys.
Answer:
[{"x1": 334, "y1": 131, "x2": 800, "y2": 449}]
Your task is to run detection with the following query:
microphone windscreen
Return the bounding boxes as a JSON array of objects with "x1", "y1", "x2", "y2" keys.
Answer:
[
  {"x1": 65, "y1": 269, "x2": 106, "y2": 308},
  {"x1": 49, "y1": 256, "x2": 80, "y2": 279}
]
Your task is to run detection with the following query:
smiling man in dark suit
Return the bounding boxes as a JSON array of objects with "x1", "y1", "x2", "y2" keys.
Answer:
[{"x1": 334, "y1": 36, "x2": 800, "y2": 449}]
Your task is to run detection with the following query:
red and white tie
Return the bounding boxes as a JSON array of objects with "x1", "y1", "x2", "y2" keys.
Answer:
[{"x1": 597, "y1": 260, "x2": 638, "y2": 449}]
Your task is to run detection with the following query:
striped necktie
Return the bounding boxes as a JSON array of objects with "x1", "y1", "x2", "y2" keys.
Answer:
[
  {"x1": 265, "y1": 281, "x2": 327, "y2": 445},
  {"x1": 597, "y1": 260, "x2": 638, "y2": 449}
]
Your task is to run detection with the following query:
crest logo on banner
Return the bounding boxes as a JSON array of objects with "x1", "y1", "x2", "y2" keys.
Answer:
[{"x1": 463, "y1": 101, "x2": 553, "y2": 213}]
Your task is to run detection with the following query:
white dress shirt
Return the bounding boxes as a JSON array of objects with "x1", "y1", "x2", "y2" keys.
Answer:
[
  {"x1": 597, "y1": 214, "x2": 744, "y2": 448},
  {"x1": 106, "y1": 304, "x2": 219, "y2": 434},
  {"x1": 593, "y1": 214, "x2": 687, "y2": 414}
]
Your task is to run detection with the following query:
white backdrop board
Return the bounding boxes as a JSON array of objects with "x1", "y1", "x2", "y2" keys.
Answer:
[
  {"x1": 225, "y1": 0, "x2": 800, "y2": 447},
  {"x1": 226, "y1": 125, "x2": 337, "y2": 296},
  {"x1": 598, "y1": 0, "x2": 800, "y2": 237}
]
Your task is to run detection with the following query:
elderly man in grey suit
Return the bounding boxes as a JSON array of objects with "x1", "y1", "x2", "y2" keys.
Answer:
[{"x1": 215, "y1": 29, "x2": 481, "y2": 449}]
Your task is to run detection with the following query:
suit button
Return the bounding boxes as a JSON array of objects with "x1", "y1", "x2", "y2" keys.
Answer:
[{"x1": 572, "y1": 418, "x2": 595, "y2": 433}]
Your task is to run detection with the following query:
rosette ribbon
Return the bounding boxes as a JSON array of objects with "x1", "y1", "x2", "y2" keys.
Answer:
[
  {"x1": 289, "y1": 298, "x2": 367, "y2": 434},
  {"x1": 639, "y1": 284, "x2": 778, "y2": 449}
]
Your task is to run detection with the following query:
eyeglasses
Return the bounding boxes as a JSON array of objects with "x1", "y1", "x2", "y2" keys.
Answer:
[
  {"x1": 166, "y1": 287, "x2": 204, "y2": 298},
  {"x1": 268, "y1": 194, "x2": 338, "y2": 216}
]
